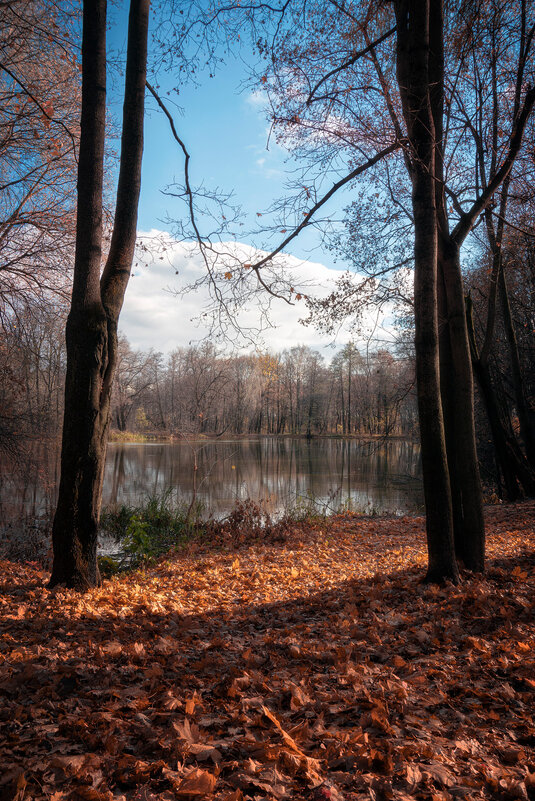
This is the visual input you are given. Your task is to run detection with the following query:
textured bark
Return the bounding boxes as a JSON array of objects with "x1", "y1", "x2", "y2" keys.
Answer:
[
  {"x1": 427, "y1": 0, "x2": 485, "y2": 571},
  {"x1": 437, "y1": 266, "x2": 465, "y2": 543},
  {"x1": 395, "y1": 0, "x2": 458, "y2": 583},
  {"x1": 49, "y1": 0, "x2": 149, "y2": 590},
  {"x1": 439, "y1": 244, "x2": 485, "y2": 570}
]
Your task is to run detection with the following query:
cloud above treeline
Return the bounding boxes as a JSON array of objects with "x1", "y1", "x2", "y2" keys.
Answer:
[{"x1": 119, "y1": 231, "x2": 394, "y2": 354}]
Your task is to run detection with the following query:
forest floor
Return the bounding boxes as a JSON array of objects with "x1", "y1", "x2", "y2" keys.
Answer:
[{"x1": 1, "y1": 502, "x2": 534, "y2": 801}]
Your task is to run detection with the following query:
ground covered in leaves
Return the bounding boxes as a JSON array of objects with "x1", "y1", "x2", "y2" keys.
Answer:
[{"x1": 1, "y1": 503, "x2": 535, "y2": 801}]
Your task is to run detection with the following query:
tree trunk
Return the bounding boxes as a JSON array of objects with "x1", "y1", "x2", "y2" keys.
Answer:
[
  {"x1": 395, "y1": 0, "x2": 458, "y2": 583},
  {"x1": 49, "y1": 0, "x2": 149, "y2": 590},
  {"x1": 426, "y1": 0, "x2": 485, "y2": 571},
  {"x1": 439, "y1": 242, "x2": 485, "y2": 570},
  {"x1": 437, "y1": 261, "x2": 466, "y2": 546},
  {"x1": 473, "y1": 356, "x2": 535, "y2": 498},
  {"x1": 466, "y1": 294, "x2": 535, "y2": 499},
  {"x1": 499, "y1": 265, "x2": 535, "y2": 468}
]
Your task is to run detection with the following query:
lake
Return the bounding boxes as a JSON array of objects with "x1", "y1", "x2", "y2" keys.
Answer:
[
  {"x1": 102, "y1": 437, "x2": 423, "y2": 517},
  {"x1": 1, "y1": 437, "x2": 423, "y2": 525}
]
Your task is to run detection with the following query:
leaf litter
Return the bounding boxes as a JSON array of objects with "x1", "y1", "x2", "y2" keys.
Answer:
[{"x1": 0, "y1": 501, "x2": 534, "y2": 801}]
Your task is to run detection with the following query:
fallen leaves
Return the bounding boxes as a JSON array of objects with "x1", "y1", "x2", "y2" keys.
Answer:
[
  {"x1": 174, "y1": 768, "x2": 218, "y2": 797},
  {"x1": 0, "y1": 502, "x2": 534, "y2": 800}
]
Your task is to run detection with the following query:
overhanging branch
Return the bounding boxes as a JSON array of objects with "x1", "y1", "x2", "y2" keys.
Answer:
[{"x1": 246, "y1": 141, "x2": 401, "y2": 275}]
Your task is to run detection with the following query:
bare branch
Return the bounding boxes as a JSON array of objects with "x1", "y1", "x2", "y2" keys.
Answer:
[
  {"x1": 306, "y1": 26, "x2": 396, "y2": 106},
  {"x1": 147, "y1": 80, "x2": 293, "y2": 304},
  {"x1": 452, "y1": 86, "x2": 535, "y2": 246},
  {"x1": 246, "y1": 141, "x2": 401, "y2": 275}
]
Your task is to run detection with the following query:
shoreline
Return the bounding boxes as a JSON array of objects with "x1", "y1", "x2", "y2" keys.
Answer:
[{"x1": 108, "y1": 430, "x2": 420, "y2": 444}]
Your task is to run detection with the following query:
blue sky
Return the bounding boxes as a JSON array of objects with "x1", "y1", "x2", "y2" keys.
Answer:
[
  {"x1": 139, "y1": 59, "x2": 346, "y2": 269},
  {"x1": 106, "y1": 11, "x2": 382, "y2": 353},
  {"x1": 108, "y1": 6, "x2": 347, "y2": 264}
]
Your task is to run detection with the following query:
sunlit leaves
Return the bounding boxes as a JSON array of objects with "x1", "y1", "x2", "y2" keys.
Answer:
[{"x1": 0, "y1": 502, "x2": 534, "y2": 799}]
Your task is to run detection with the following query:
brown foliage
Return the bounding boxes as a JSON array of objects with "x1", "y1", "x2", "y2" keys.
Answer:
[{"x1": 1, "y1": 503, "x2": 534, "y2": 800}]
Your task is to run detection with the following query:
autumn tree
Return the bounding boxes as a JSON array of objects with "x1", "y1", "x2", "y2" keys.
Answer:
[
  {"x1": 0, "y1": 0, "x2": 80, "y2": 317},
  {"x1": 171, "y1": 0, "x2": 535, "y2": 580}
]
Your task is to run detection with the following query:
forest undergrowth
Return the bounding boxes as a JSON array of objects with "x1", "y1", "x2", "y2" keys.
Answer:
[{"x1": 1, "y1": 503, "x2": 534, "y2": 801}]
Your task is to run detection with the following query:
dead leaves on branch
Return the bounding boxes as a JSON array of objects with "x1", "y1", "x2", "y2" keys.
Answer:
[{"x1": 0, "y1": 502, "x2": 534, "y2": 801}]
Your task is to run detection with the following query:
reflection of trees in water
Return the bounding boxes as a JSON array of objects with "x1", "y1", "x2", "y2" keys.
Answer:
[
  {"x1": 2, "y1": 438, "x2": 423, "y2": 526},
  {"x1": 0, "y1": 442, "x2": 60, "y2": 521},
  {"x1": 102, "y1": 439, "x2": 423, "y2": 516}
]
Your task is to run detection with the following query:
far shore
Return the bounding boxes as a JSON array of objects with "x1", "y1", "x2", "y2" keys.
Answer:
[{"x1": 108, "y1": 430, "x2": 419, "y2": 444}]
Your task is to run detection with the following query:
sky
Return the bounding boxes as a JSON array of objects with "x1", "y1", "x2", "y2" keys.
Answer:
[
  {"x1": 125, "y1": 233, "x2": 352, "y2": 353},
  {"x1": 107, "y1": 12, "x2": 387, "y2": 356}
]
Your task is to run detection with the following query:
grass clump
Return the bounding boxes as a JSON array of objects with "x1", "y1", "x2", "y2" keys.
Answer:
[
  {"x1": 100, "y1": 490, "x2": 201, "y2": 565},
  {"x1": 98, "y1": 489, "x2": 383, "y2": 572},
  {"x1": 108, "y1": 430, "x2": 149, "y2": 443}
]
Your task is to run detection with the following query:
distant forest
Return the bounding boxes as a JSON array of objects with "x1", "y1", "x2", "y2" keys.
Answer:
[
  {"x1": 3, "y1": 235, "x2": 535, "y2": 470},
  {"x1": 1, "y1": 300, "x2": 417, "y2": 440}
]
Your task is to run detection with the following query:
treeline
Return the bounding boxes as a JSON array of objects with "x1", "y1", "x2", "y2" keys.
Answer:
[
  {"x1": 113, "y1": 339, "x2": 417, "y2": 438},
  {"x1": 0, "y1": 300, "x2": 417, "y2": 442},
  {"x1": 3, "y1": 236, "x2": 534, "y2": 502}
]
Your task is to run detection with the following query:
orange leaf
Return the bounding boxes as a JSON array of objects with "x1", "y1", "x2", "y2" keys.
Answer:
[
  {"x1": 185, "y1": 697, "x2": 196, "y2": 715},
  {"x1": 175, "y1": 768, "x2": 217, "y2": 797}
]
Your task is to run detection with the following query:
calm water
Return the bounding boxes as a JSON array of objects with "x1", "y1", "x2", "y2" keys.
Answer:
[
  {"x1": 102, "y1": 438, "x2": 423, "y2": 517},
  {"x1": 1, "y1": 437, "x2": 423, "y2": 524}
]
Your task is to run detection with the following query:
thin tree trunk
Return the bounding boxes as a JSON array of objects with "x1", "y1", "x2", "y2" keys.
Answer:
[
  {"x1": 499, "y1": 265, "x2": 535, "y2": 468},
  {"x1": 49, "y1": 0, "x2": 149, "y2": 590},
  {"x1": 473, "y1": 357, "x2": 535, "y2": 498},
  {"x1": 466, "y1": 294, "x2": 535, "y2": 498}
]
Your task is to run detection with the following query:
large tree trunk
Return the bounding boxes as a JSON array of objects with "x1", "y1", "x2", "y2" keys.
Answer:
[
  {"x1": 437, "y1": 267, "x2": 465, "y2": 546},
  {"x1": 427, "y1": 0, "x2": 485, "y2": 572},
  {"x1": 395, "y1": 0, "x2": 458, "y2": 583},
  {"x1": 49, "y1": 0, "x2": 149, "y2": 590}
]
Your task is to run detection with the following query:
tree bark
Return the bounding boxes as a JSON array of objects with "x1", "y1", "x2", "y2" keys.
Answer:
[
  {"x1": 49, "y1": 0, "x2": 149, "y2": 590},
  {"x1": 439, "y1": 242, "x2": 485, "y2": 570},
  {"x1": 427, "y1": 0, "x2": 485, "y2": 571},
  {"x1": 395, "y1": 0, "x2": 458, "y2": 583},
  {"x1": 499, "y1": 265, "x2": 535, "y2": 469},
  {"x1": 437, "y1": 264, "x2": 465, "y2": 543},
  {"x1": 466, "y1": 294, "x2": 535, "y2": 499}
]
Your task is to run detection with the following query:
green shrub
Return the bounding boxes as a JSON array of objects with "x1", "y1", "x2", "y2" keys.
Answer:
[
  {"x1": 98, "y1": 555, "x2": 121, "y2": 577},
  {"x1": 100, "y1": 489, "x2": 201, "y2": 565}
]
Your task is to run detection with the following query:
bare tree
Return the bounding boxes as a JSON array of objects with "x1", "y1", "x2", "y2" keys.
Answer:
[{"x1": 0, "y1": 0, "x2": 81, "y2": 318}]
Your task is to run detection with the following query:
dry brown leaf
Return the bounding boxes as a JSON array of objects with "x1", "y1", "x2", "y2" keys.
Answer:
[{"x1": 175, "y1": 768, "x2": 217, "y2": 797}]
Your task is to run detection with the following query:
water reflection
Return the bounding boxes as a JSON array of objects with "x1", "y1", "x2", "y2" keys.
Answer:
[
  {"x1": 102, "y1": 438, "x2": 423, "y2": 516},
  {"x1": 0, "y1": 443, "x2": 60, "y2": 522},
  {"x1": 0, "y1": 438, "x2": 423, "y2": 525}
]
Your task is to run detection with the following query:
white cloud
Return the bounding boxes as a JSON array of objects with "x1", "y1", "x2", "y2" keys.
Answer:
[
  {"x1": 246, "y1": 89, "x2": 267, "y2": 107},
  {"x1": 120, "y1": 230, "x2": 394, "y2": 354}
]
